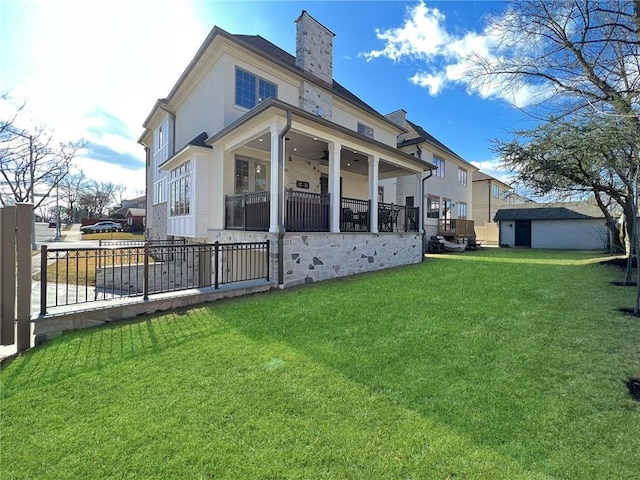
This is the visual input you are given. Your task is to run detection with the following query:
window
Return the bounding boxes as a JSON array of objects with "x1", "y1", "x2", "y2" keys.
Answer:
[
  {"x1": 458, "y1": 167, "x2": 467, "y2": 186},
  {"x1": 169, "y1": 161, "x2": 191, "y2": 216},
  {"x1": 235, "y1": 157, "x2": 268, "y2": 194},
  {"x1": 235, "y1": 67, "x2": 277, "y2": 109},
  {"x1": 494, "y1": 184, "x2": 500, "y2": 198},
  {"x1": 378, "y1": 185, "x2": 384, "y2": 202},
  {"x1": 357, "y1": 122, "x2": 374, "y2": 139},
  {"x1": 457, "y1": 201, "x2": 467, "y2": 219},
  {"x1": 432, "y1": 156, "x2": 445, "y2": 178},
  {"x1": 405, "y1": 196, "x2": 414, "y2": 208},
  {"x1": 426, "y1": 195, "x2": 440, "y2": 218}
]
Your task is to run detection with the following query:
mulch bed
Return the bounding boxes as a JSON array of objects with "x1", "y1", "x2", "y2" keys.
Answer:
[{"x1": 626, "y1": 378, "x2": 640, "y2": 401}]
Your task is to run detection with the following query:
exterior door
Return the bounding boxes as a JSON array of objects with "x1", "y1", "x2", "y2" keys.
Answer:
[{"x1": 514, "y1": 220, "x2": 532, "y2": 247}]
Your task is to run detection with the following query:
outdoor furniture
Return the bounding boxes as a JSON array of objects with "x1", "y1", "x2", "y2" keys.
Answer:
[
  {"x1": 428, "y1": 235, "x2": 445, "y2": 253},
  {"x1": 379, "y1": 209, "x2": 392, "y2": 232}
]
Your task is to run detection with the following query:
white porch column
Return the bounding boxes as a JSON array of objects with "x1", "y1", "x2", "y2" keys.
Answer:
[
  {"x1": 328, "y1": 142, "x2": 341, "y2": 232},
  {"x1": 269, "y1": 124, "x2": 281, "y2": 233},
  {"x1": 368, "y1": 155, "x2": 379, "y2": 233}
]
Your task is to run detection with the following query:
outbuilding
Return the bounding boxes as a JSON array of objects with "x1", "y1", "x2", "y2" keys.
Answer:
[{"x1": 494, "y1": 202, "x2": 608, "y2": 250}]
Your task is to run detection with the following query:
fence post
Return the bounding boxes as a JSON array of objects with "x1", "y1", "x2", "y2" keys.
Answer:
[
  {"x1": 214, "y1": 241, "x2": 220, "y2": 289},
  {"x1": 16, "y1": 203, "x2": 31, "y2": 351},
  {"x1": 40, "y1": 245, "x2": 48, "y2": 316},
  {"x1": 266, "y1": 240, "x2": 270, "y2": 282},
  {"x1": 1, "y1": 205, "x2": 16, "y2": 345},
  {"x1": 143, "y1": 243, "x2": 149, "y2": 300}
]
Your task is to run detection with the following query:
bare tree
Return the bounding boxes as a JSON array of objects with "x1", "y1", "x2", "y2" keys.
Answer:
[
  {"x1": 59, "y1": 171, "x2": 88, "y2": 222},
  {"x1": 0, "y1": 97, "x2": 84, "y2": 210},
  {"x1": 78, "y1": 181, "x2": 119, "y2": 218}
]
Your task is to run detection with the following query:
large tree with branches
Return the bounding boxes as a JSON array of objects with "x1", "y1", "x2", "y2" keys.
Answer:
[{"x1": 472, "y1": 0, "x2": 640, "y2": 307}]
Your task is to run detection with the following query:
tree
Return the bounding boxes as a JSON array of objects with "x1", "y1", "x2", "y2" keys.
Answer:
[
  {"x1": 59, "y1": 171, "x2": 88, "y2": 222},
  {"x1": 495, "y1": 112, "x2": 639, "y2": 254},
  {"x1": 471, "y1": 0, "x2": 640, "y2": 311},
  {"x1": 78, "y1": 181, "x2": 120, "y2": 218},
  {"x1": 0, "y1": 97, "x2": 84, "y2": 212}
]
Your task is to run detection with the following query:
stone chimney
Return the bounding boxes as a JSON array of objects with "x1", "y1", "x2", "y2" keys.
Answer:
[
  {"x1": 295, "y1": 11, "x2": 335, "y2": 119},
  {"x1": 295, "y1": 10, "x2": 334, "y2": 84}
]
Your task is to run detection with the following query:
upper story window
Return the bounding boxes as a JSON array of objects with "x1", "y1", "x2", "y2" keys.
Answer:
[
  {"x1": 494, "y1": 184, "x2": 500, "y2": 198},
  {"x1": 235, "y1": 67, "x2": 277, "y2": 109},
  {"x1": 169, "y1": 161, "x2": 191, "y2": 216},
  {"x1": 357, "y1": 122, "x2": 374, "y2": 139},
  {"x1": 458, "y1": 167, "x2": 468, "y2": 186},
  {"x1": 432, "y1": 156, "x2": 445, "y2": 178}
]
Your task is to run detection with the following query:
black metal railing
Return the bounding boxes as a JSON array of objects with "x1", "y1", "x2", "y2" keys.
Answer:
[
  {"x1": 341, "y1": 197, "x2": 371, "y2": 232},
  {"x1": 39, "y1": 240, "x2": 270, "y2": 314},
  {"x1": 225, "y1": 191, "x2": 270, "y2": 231},
  {"x1": 377, "y1": 203, "x2": 420, "y2": 232},
  {"x1": 285, "y1": 189, "x2": 329, "y2": 232}
]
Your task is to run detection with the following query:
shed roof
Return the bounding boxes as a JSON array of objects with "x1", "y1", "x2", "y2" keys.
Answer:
[{"x1": 494, "y1": 202, "x2": 605, "y2": 221}]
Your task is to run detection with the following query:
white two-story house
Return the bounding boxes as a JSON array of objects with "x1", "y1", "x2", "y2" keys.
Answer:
[
  {"x1": 139, "y1": 11, "x2": 436, "y2": 287},
  {"x1": 380, "y1": 110, "x2": 478, "y2": 243}
]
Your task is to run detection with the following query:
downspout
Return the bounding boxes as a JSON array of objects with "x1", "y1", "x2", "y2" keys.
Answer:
[
  {"x1": 158, "y1": 102, "x2": 176, "y2": 156},
  {"x1": 487, "y1": 180, "x2": 492, "y2": 223},
  {"x1": 421, "y1": 168, "x2": 434, "y2": 261},
  {"x1": 277, "y1": 110, "x2": 292, "y2": 286}
]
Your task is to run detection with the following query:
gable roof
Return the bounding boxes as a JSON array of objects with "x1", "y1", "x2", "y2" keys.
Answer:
[
  {"x1": 141, "y1": 24, "x2": 405, "y2": 136},
  {"x1": 126, "y1": 208, "x2": 146, "y2": 217},
  {"x1": 399, "y1": 119, "x2": 475, "y2": 169},
  {"x1": 494, "y1": 202, "x2": 605, "y2": 221}
]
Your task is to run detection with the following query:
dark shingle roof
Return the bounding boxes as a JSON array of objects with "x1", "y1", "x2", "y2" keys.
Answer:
[
  {"x1": 494, "y1": 202, "x2": 606, "y2": 221},
  {"x1": 232, "y1": 34, "x2": 388, "y2": 125},
  {"x1": 400, "y1": 119, "x2": 462, "y2": 160},
  {"x1": 187, "y1": 131, "x2": 211, "y2": 148}
]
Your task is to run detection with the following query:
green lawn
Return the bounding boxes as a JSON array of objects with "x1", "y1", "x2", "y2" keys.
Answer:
[{"x1": 2, "y1": 249, "x2": 639, "y2": 479}]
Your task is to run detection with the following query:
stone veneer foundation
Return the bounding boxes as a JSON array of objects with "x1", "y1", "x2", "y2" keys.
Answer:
[{"x1": 209, "y1": 230, "x2": 423, "y2": 287}]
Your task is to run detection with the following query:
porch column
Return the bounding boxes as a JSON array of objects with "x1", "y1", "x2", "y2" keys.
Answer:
[
  {"x1": 328, "y1": 141, "x2": 341, "y2": 232},
  {"x1": 415, "y1": 172, "x2": 422, "y2": 231},
  {"x1": 269, "y1": 124, "x2": 281, "y2": 233},
  {"x1": 368, "y1": 155, "x2": 379, "y2": 233}
]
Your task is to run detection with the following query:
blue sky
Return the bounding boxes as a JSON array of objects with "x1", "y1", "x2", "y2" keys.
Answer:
[{"x1": 1, "y1": 0, "x2": 535, "y2": 196}]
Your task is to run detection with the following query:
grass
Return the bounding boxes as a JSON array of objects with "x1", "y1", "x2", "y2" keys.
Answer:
[
  {"x1": 2, "y1": 249, "x2": 639, "y2": 479},
  {"x1": 80, "y1": 231, "x2": 146, "y2": 241}
]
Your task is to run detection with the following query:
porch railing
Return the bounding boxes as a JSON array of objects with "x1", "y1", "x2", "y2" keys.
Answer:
[
  {"x1": 225, "y1": 191, "x2": 270, "y2": 231},
  {"x1": 437, "y1": 218, "x2": 475, "y2": 237},
  {"x1": 285, "y1": 189, "x2": 330, "y2": 232},
  {"x1": 225, "y1": 191, "x2": 418, "y2": 233},
  {"x1": 39, "y1": 240, "x2": 269, "y2": 314}
]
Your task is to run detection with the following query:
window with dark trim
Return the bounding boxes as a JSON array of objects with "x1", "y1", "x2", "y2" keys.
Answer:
[
  {"x1": 357, "y1": 122, "x2": 374, "y2": 139},
  {"x1": 169, "y1": 161, "x2": 191, "y2": 216},
  {"x1": 427, "y1": 195, "x2": 440, "y2": 218}
]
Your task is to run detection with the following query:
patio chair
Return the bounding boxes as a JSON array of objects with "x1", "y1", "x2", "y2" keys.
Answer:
[
  {"x1": 428, "y1": 235, "x2": 445, "y2": 253},
  {"x1": 341, "y1": 207, "x2": 354, "y2": 231}
]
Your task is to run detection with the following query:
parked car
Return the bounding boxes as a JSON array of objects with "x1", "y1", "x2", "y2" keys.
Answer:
[
  {"x1": 80, "y1": 221, "x2": 124, "y2": 234},
  {"x1": 48, "y1": 219, "x2": 58, "y2": 228}
]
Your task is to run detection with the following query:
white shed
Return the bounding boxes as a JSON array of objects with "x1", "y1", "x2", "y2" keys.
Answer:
[{"x1": 494, "y1": 202, "x2": 608, "y2": 250}]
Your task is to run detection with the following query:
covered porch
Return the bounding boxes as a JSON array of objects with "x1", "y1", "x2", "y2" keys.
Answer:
[{"x1": 206, "y1": 99, "x2": 432, "y2": 237}]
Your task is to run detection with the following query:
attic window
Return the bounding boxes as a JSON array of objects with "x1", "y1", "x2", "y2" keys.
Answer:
[
  {"x1": 235, "y1": 67, "x2": 277, "y2": 109},
  {"x1": 357, "y1": 122, "x2": 374, "y2": 139}
]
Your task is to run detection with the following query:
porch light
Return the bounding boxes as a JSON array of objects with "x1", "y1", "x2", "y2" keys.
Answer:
[{"x1": 256, "y1": 164, "x2": 262, "y2": 174}]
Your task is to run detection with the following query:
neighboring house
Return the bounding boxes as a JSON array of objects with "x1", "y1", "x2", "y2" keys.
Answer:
[
  {"x1": 113, "y1": 195, "x2": 146, "y2": 217},
  {"x1": 380, "y1": 110, "x2": 478, "y2": 243},
  {"x1": 494, "y1": 202, "x2": 609, "y2": 249},
  {"x1": 472, "y1": 171, "x2": 521, "y2": 246},
  {"x1": 125, "y1": 208, "x2": 145, "y2": 231},
  {"x1": 138, "y1": 11, "x2": 436, "y2": 287}
]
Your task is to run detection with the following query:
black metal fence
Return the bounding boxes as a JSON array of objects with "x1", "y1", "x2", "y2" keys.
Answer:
[
  {"x1": 225, "y1": 191, "x2": 270, "y2": 231},
  {"x1": 285, "y1": 189, "x2": 329, "y2": 232},
  {"x1": 341, "y1": 197, "x2": 371, "y2": 232},
  {"x1": 39, "y1": 240, "x2": 270, "y2": 314}
]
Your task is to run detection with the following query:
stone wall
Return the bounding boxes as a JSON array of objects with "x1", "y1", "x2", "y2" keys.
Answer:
[
  {"x1": 148, "y1": 202, "x2": 168, "y2": 241},
  {"x1": 283, "y1": 232, "x2": 423, "y2": 287}
]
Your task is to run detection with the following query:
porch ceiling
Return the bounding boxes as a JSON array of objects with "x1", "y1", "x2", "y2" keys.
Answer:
[{"x1": 246, "y1": 130, "x2": 415, "y2": 177}]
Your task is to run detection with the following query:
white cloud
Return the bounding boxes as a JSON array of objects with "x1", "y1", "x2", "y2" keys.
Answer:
[
  {"x1": 361, "y1": 1, "x2": 552, "y2": 108},
  {"x1": 1, "y1": 0, "x2": 208, "y2": 196}
]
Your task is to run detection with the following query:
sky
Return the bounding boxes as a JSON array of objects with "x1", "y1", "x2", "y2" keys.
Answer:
[{"x1": 0, "y1": 0, "x2": 539, "y2": 199}]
